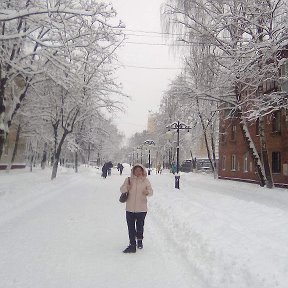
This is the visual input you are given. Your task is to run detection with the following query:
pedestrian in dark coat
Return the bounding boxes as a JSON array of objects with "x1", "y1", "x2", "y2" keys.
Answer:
[
  {"x1": 119, "y1": 163, "x2": 124, "y2": 175},
  {"x1": 101, "y1": 163, "x2": 108, "y2": 178},
  {"x1": 106, "y1": 161, "x2": 113, "y2": 176}
]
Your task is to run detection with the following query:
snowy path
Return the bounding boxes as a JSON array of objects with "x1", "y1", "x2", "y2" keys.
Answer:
[
  {"x1": 0, "y1": 167, "x2": 287, "y2": 288},
  {"x1": 0, "y1": 168, "x2": 200, "y2": 288}
]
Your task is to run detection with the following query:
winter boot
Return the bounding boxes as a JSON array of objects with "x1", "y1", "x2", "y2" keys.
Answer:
[
  {"x1": 123, "y1": 244, "x2": 136, "y2": 253},
  {"x1": 137, "y1": 240, "x2": 143, "y2": 249}
]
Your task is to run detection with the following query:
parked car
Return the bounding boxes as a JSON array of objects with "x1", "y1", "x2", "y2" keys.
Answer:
[
  {"x1": 180, "y1": 159, "x2": 193, "y2": 172},
  {"x1": 88, "y1": 160, "x2": 100, "y2": 169},
  {"x1": 65, "y1": 162, "x2": 74, "y2": 168},
  {"x1": 196, "y1": 158, "x2": 213, "y2": 171}
]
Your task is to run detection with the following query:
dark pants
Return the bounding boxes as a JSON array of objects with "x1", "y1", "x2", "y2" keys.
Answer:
[{"x1": 126, "y1": 211, "x2": 147, "y2": 246}]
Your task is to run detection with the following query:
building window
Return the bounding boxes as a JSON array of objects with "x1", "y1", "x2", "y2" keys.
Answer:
[
  {"x1": 280, "y1": 61, "x2": 288, "y2": 92},
  {"x1": 222, "y1": 156, "x2": 226, "y2": 170},
  {"x1": 231, "y1": 125, "x2": 236, "y2": 141},
  {"x1": 243, "y1": 152, "x2": 249, "y2": 172},
  {"x1": 250, "y1": 161, "x2": 253, "y2": 172},
  {"x1": 263, "y1": 80, "x2": 276, "y2": 92},
  {"x1": 271, "y1": 111, "x2": 281, "y2": 133},
  {"x1": 255, "y1": 118, "x2": 260, "y2": 136},
  {"x1": 231, "y1": 154, "x2": 236, "y2": 171},
  {"x1": 220, "y1": 128, "x2": 226, "y2": 143},
  {"x1": 280, "y1": 61, "x2": 288, "y2": 77},
  {"x1": 272, "y1": 152, "x2": 281, "y2": 173}
]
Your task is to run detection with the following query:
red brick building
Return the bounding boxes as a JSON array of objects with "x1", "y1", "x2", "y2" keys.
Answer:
[
  {"x1": 218, "y1": 53, "x2": 288, "y2": 188},
  {"x1": 218, "y1": 110, "x2": 288, "y2": 187}
]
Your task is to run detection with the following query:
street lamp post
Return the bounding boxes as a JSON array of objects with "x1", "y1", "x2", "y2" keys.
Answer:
[
  {"x1": 132, "y1": 150, "x2": 135, "y2": 166},
  {"x1": 137, "y1": 145, "x2": 143, "y2": 164},
  {"x1": 166, "y1": 120, "x2": 191, "y2": 189},
  {"x1": 143, "y1": 140, "x2": 155, "y2": 175}
]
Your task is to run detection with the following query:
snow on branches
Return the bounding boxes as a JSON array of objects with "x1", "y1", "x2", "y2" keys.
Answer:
[{"x1": 0, "y1": 0, "x2": 125, "y2": 161}]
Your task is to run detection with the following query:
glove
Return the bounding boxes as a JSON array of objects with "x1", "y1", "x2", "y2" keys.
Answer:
[{"x1": 143, "y1": 189, "x2": 149, "y2": 196}]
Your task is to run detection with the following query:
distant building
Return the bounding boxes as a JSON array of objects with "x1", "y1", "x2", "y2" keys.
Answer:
[
  {"x1": 0, "y1": 76, "x2": 27, "y2": 170},
  {"x1": 147, "y1": 111, "x2": 157, "y2": 133},
  {"x1": 0, "y1": 124, "x2": 26, "y2": 170}
]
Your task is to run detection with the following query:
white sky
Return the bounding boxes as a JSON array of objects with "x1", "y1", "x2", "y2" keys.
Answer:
[{"x1": 110, "y1": 0, "x2": 182, "y2": 139}]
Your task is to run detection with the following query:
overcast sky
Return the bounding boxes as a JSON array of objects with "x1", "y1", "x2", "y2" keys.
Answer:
[{"x1": 109, "y1": 0, "x2": 182, "y2": 139}]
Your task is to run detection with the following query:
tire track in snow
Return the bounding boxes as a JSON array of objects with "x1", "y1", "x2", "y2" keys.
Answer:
[
  {"x1": 148, "y1": 205, "x2": 207, "y2": 287},
  {"x1": 149, "y1": 173, "x2": 287, "y2": 288}
]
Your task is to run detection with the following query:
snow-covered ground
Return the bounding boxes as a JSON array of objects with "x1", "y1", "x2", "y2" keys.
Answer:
[{"x1": 0, "y1": 166, "x2": 287, "y2": 288}]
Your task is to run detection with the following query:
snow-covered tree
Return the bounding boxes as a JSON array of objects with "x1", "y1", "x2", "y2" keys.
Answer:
[
  {"x1": 23, "y1": 56, "x2": 124, "y2": 179},
  {"x1": 161, "y1": 0, "x2": 288, "y2": 187},
  {"x1": 0, "y1": 0, "x2": 124, "y2": 160},
  {"x1": 151, "y1": 73, "x2": 218, "y2": 174}
]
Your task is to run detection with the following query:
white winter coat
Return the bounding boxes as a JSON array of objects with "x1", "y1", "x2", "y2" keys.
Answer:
[{"x1": 120, "y1": 164, "x2": 153, "y2": 212}]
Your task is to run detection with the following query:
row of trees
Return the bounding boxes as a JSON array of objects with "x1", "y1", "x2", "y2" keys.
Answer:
[
  {"x1": 157, "y1": 0, "x2": 288, "y2": 187},
  {"x1": 124, "y1": 0, "x2": 288, "y2": 187},
  {"x1": 0, "y1": 0, "x2": 125, "y2": 179}
]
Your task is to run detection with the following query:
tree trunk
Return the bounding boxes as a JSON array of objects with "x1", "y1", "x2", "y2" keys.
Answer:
[
  {"x1": 51, "y1": 131, "x2": 68, "y2": 180},
  {"x1": 189, "y1": 150, "x2": 194, "y2": 171},
  {"x1": 30, "y1": 154, "x2": 34, "y2": 172},
  {"x1": 6, "y1": 124, "x2": 21, "y2": 171},
  {"x1": 51, "y1": 158, "x2": 59, "y2": 180},
  {"x1": 0, "y1": 129, "x2": 6, "y2": 160},
  {"x1": 11, "y1": 124, "x2": 21, "y2": 164},
  {"x1": 239, "y1": 114, "x2": 266, "y2": 187},
  {"x1": 0, "y1": 75, "x2": 8, "y2": 160},
  {"x1": 201, "y1": 121, "x2": 214, "y2": 172},
  {"x1": 258, "y1": 115, "x2": 274, "y2": 188},
  {"x1": 87, "y1": 143, "x2": 91, "y2": 164},
  {"x1": 210, "y1": 121, "x2": 218, "y2": 178},
  {"x1": 41, "y1": 143, "x2": 47, "y2": 169},
  {"x1": 74, "y1": 151, "x2": 78, "y2": 173},
  {"x1": 196, "y1": 97, "x2": 215, "y2": 172},
  {"x1": 255, "y1": 10, "x2": 273, "y2": 188}
]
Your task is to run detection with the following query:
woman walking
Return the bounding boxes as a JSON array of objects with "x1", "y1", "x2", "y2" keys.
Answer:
[{"x1": 120, "y1": 164, "x2": 153, "y2": 253}]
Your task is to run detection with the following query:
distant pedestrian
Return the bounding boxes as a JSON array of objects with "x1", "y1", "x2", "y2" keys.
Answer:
[
  {"x1": 120, "y1": 164, "x2": 153, "y2": 253},
  {"x1": 171, "y1": 162, "x2": 176, "y2": 174},
  {"x1": 106, "y1": 161, "x2": 113, "y2": 176},
  {"x1": 101, "y1": 163, "x2": 108, "y2": 178},
  {"x1": 156, "y1": 163, "x2": 162, "y2": 174},
  {"x1": 119, "y1": 163, "x2": 124, "y2": 175}
]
